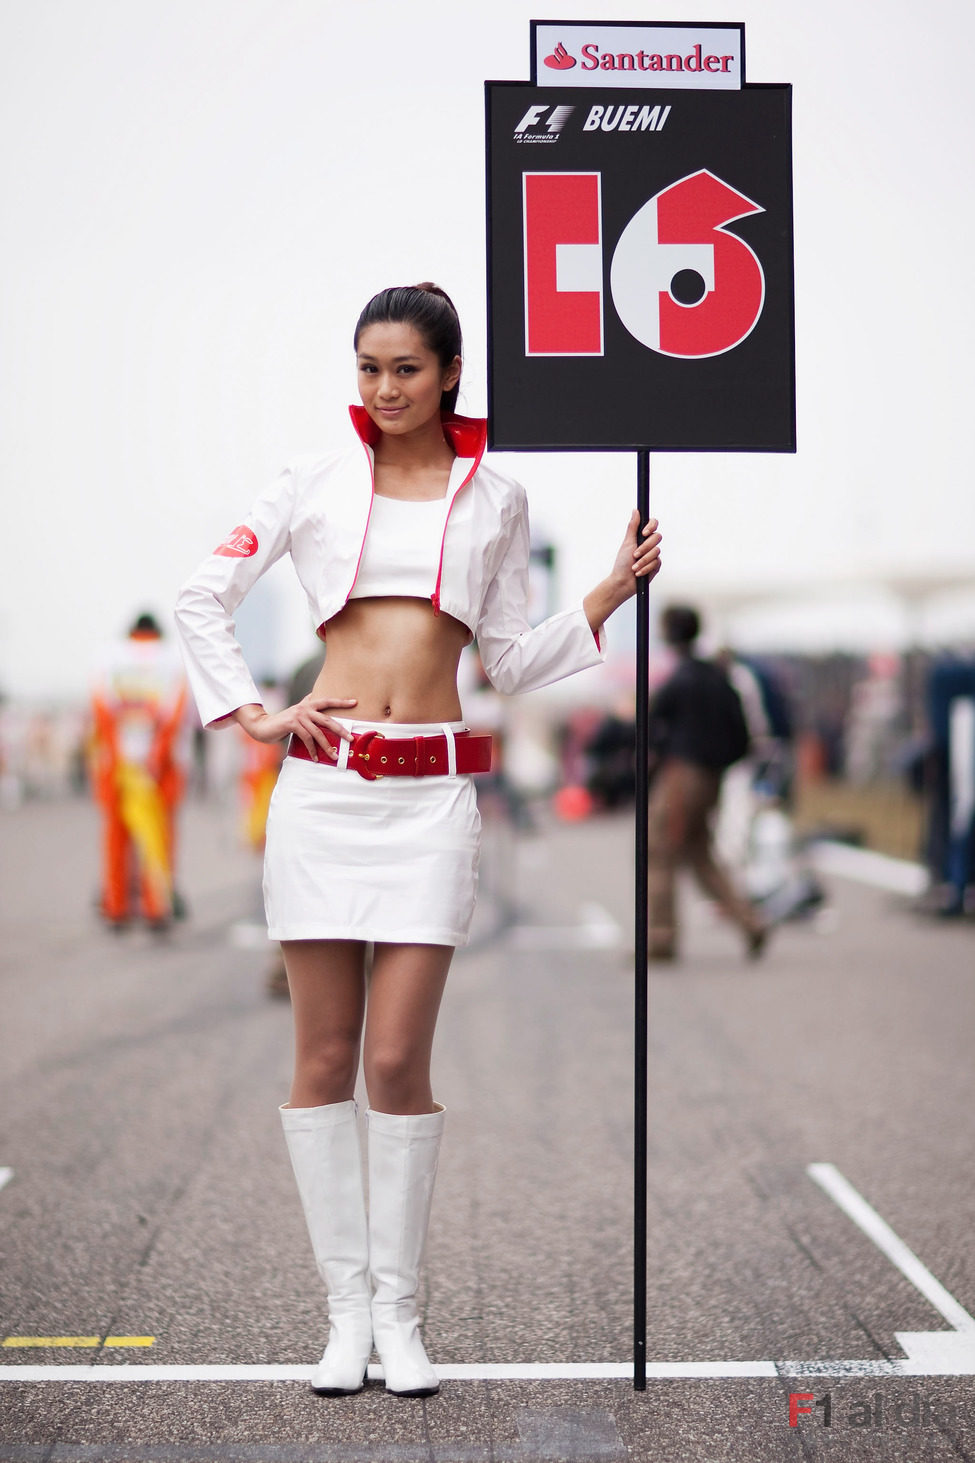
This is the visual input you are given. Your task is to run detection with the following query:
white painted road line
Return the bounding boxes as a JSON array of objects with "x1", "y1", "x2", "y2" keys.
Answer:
[
  {"x1": 3, "y1": 1357, "x2": 975, "y2": 1383},
  {"x1": 809, "y1": 841, "x2": 927, "y2": 897},
  {"x1": 0, "y1": 1364, "x2": 640, "y2": 1385},
  {"x1": 5, "y1": 1165, "x2": 973, "y2": 1384},
  {"x1": 0, "y1": 1167, "x2": 13, "y2": 1194},
  {"x1": 781, "y1": 1355, "x2": 975, "y2": 1377},
  {"x1": 0, "y1": 1363, "x2": 641, "y2": 1384},
  {"x1": 808, "y1": 1162, "x2": 975, "y2": 1333},
  {"x1": 808, "y1": 1161, "x2": 975, "y2": 1374}
]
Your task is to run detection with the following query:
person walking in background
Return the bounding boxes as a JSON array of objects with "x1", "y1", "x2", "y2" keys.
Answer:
[
  {"x1": 712, "y1": 647, "x2": 774, "y2": 872},
  {"x1": 584, "y1": 694, "x2": 637, "y2": 811},
  {"x1": 923, "y1": 656, "x2": 975, "y2": 916},
  {"x1": 648, "y1": 604, "x2": 768, "y2": 961},
  {"x1": 89, "y1": 612, "x2": 188, "y2": 931},
  {"x1": 174, "y1": 283, "x2": 663, "y2": 1399}
]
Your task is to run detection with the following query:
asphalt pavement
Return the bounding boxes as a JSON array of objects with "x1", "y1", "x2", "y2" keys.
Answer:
[{"x1": 1, "y1": 790, "x2": 974, "y2": 1462}]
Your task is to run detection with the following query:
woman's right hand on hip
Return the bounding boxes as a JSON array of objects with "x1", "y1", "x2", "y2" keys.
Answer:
[{"x1": 234, "y1": 696, "x2": 358, "y2": 761}]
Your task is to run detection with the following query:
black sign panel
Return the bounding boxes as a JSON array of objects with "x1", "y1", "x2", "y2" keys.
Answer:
[{"x1": 486, "y1": 82, "x2": 795, "y2": 451}]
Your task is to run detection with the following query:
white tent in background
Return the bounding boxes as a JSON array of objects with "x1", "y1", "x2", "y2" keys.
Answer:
[{"x1": 668, "y1": 570, "x2": 975, "y2": 656}]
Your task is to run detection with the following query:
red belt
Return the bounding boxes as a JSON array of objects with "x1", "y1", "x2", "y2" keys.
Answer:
[{"x1": 287, "y1": 728, "x2": 492, "y2": 780}]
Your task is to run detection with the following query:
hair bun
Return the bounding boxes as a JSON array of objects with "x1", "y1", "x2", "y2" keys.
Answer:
[{"x1": 412, "y1": 281, "x2": 459, "y2": 315}]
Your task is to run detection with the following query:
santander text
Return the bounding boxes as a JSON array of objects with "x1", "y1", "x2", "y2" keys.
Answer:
[{"x1": 580, "y1": 43, "x2": 734, "y2": 74}]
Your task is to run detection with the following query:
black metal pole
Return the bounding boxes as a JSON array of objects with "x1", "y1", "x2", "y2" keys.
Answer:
[{"x1": 634, "y1": 450, "x2": 651, "y2": 1391}]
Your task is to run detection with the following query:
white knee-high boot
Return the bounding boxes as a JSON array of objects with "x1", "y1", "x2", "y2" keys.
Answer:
[
  {"x1": 366, "y1": 1103, "x2": 445, "y2": 1397},
  {"x1": 279, "y1": 1100, "x2": 373, "y2": 1395}
]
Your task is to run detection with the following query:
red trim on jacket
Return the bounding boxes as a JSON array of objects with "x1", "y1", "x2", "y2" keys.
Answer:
[
  {"x1": 345, "y1": 406, "x2": 488, "y2": 618},
  {"x1": 348, "y1": 405, "x2": 487, "y2": 461}
]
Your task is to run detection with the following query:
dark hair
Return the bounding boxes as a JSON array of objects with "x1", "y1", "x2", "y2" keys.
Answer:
[
  {"x1": 130, "y1": 611, "x2": 162, "y2": 636},
  {"x1": 661, "y1": 604, "x2": 700, "y2": 648},
  {"x1": 353, "y1": 282, "x2": 463, "y2": 414}
]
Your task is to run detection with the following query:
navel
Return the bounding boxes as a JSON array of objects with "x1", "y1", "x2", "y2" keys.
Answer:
[{"x1": 383, "y1": 705, "x2": 392, "y2": 719}]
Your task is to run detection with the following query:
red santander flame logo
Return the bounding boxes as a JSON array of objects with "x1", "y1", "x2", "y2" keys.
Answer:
[
  {"x1": 544, "y1": 41, "x2": 576, "y2": 71},
  {"x1": 214, "y1": 525, "x2": 258, "y2": 558}
]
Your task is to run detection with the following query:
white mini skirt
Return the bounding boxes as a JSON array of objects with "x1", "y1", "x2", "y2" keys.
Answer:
[{"x1": 263, "y1": 720, "x2": 481, "y2": 946}]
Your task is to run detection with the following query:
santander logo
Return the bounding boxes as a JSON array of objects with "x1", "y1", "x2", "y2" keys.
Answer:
[{"x1": 544, "y1": 41, "x2": 576, "y2": 71}]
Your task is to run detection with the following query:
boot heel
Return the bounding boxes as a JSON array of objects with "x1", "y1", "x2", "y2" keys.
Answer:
[{"x1": 311, "y1": 1368, "x2": 368, "y2": 1398}]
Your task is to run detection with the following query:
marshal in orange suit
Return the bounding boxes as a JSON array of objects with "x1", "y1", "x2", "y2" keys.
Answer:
[{"x1": 90, "y1": 612, "x2": 188, "y2": 929}]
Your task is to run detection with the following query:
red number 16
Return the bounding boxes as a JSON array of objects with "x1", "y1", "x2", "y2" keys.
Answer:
[{"x1": 523, "y1": 168, "x2": 765, "y2": 359}]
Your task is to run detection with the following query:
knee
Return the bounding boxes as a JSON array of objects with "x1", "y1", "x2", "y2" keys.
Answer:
[
  {"x1": 293, "y1": 1031, "x2": 360, "y2": 1106},
  {"x1": 364, "y1": 1045, "x2": 429, "y2": 1113}
]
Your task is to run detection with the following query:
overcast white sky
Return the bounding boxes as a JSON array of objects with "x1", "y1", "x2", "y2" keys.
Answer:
[{"x1": 2, "y1": 0, "x2": 974, "y2": 700}]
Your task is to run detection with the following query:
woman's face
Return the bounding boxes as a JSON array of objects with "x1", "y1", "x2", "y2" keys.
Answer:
[{"x1": 356, "y1": 321, "x2": 461, "y2": 438}]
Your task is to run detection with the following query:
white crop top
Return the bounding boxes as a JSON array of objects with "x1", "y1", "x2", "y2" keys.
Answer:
[{"x1": 348, "y1": 493, "x2": 450, "y2": 601}]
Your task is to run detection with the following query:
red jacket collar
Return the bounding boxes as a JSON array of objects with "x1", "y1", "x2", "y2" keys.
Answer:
[{"x1": 349, "y1": 405, "x2": 487, "y2": 461}]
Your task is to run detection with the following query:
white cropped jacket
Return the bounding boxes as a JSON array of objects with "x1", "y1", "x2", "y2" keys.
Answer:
[{"x1": 174, "y1": 409, "x2": 605, "y2": 728}]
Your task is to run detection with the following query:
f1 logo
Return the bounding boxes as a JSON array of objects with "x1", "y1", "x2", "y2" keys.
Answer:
[
  {"x1": 789, "y1": 1392, "x2": 832, "y2": 1427},
  {"x1": 789, "y1": 1394, "x2": 815, "y2": 1427},
  {"x1": 524, "y1": 168, "x2": 765, "y2": 358}
]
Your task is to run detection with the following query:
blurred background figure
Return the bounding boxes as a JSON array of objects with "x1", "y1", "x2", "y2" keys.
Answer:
[
  {"x1": 462, "y1": 644, "x2": 536, "y2": 832},
  {"x1": 921, "y1": 654, "x2": 975, "y2": 917},
  {"x1": 647, "y1": 604, "x2": 767, "y2": 962},
  {"x1": 583, "y1": 693, "x2": 637, "y2": 812},
  {"x1": 89, "y1": 612, "x2": 188, "y2": 931},
  {"x1": 742, "y1": 653, "x2": 797, "y2": 807},
  {"x1": 714, "y1": 649, "x2": 775, "y2": 869},
  {"x1": 713, "y1": 648, "x2": 823, "y2": 925},
  {"x1": 844, "y1": 652, "x2": 903, "y2": 785},
  {"x1": 238, "y1": 677, "x2": 286, "y2": 854}
]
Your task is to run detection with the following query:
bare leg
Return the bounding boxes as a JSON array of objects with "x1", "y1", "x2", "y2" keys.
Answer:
[
  {"x1": 362, "y1": 942, "x2": 453, "y2": 1114},
  {"x1": 282, "y1": 939, "x2": 367, "y2": 1109}
]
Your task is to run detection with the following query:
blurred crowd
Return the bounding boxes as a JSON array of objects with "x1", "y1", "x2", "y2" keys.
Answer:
[
  {"x1": 2, "y1": 610, "x2": 974, "y2": 937},
  {"x1": 558, "y1": 634, "x2": 975, "y2": 923}
]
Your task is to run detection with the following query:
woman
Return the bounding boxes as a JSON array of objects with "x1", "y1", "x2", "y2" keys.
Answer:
[{"x1": 174, "y1": 283, "x2": 662, "y2": 1399}]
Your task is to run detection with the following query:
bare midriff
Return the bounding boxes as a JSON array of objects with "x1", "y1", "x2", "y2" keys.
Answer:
[{"x1": 310, "y1": 597, "x2": 472, "y2": 723}]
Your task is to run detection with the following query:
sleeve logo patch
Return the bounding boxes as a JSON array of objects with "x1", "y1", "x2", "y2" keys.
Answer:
[{"x1": 214, "y1": 526, "x2": 258, "y2": 558}]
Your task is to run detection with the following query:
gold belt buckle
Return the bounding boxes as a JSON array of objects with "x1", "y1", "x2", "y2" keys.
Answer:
[{"x1": 351, "y1": 729, "x2": 384, "y2": 781}]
